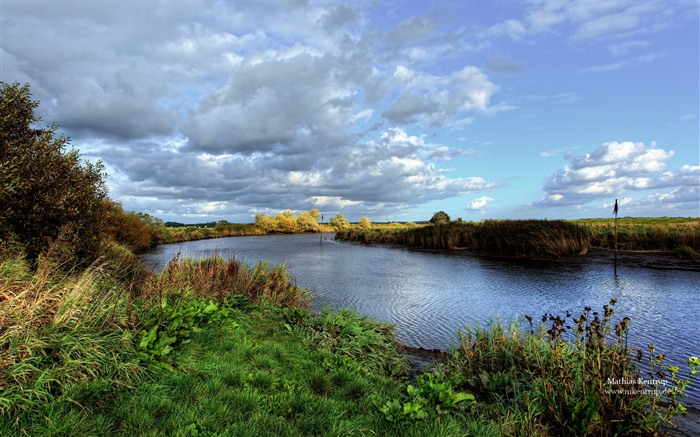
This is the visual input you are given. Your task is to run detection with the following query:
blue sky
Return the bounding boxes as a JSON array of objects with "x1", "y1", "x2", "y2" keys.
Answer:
[{"x1": 2, "y1": 0, "x2": 698, "y2": 223}]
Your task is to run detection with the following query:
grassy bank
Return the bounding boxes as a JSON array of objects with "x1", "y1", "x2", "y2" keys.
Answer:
[
  {"x1": 1, "y1": 243, "x2": 696, "y2": 435},
  {"x1": 154, "y1": 223, "x2": 336, "y2": 247},
  {"x1": 335, "y1": 218, "x2": 700, "y2": 258}
]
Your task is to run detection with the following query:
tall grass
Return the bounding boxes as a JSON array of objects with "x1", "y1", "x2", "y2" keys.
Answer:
[
  {"x1": 140, "y1": 255, "x2": 311, "y2": 309},
  {"x1": 337, "y1": 218, "x2": 700, "y2": 258},
  {"x1": 0, "y1": 238, "x2": 310, "y2": 421},
  {"x1": 442, "y1": 300, "x2": 695, "y2": 435},
  {"x1": 576, "y1": 218, "x2": 700, "y2": 253},
  {"x1": 0, "y1": 246, "x2": 142, "y2": 417},
  {"x1": 337, "y1": 220, "x2": 592, "y2": 257}
]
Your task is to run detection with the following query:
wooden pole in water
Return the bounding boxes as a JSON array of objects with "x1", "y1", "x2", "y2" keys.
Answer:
[{"x1": 613, "y1": 199, "x2": 618, "y2": 273}]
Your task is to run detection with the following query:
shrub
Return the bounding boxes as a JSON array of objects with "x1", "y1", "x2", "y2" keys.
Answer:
[
  {"x1": 0, "y1": 83, "x2": 108, "y2": 265},
  {"x1": 429, "y1": 211, "x2": 450, "y2": 225},
  {"x1": 103, "y1": 200, "x2": 163, "y2": 253},
  {"x1": 329, "y1": 214, "x2": 350, "y2": 231},
  {"x1": 358, "y1": 217, "x2": 372, "y2": 228}
]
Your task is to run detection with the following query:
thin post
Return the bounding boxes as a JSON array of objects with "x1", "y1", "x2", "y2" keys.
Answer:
[{"x1": 613, "y1": 199, "x2": 618, "y2": 273}]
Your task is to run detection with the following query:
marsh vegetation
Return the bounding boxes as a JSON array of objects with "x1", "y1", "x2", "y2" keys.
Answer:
[{"x1": 335, "y1": 218, "x2": 700, "y2": 259}]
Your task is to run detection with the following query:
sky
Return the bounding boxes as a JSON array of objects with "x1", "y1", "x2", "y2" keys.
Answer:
[{"x1": 1, "y1": 0, "x2": 699, "y2": 223}]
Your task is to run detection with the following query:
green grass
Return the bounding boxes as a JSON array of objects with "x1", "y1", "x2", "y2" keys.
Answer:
[{"x1": 3, "y1": 300, "x2": 497, "y2": 436}]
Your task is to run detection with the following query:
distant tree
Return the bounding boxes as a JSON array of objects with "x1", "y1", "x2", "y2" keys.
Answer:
[
  {"x1": 309, "y1": 208, "x2": 321, "y2": 221},
  {"x1": 0, "y1": 83, "x2": 108, "y2": 263},
  {"x1": 275, "y1": 210, "x2": 297, "y2": 233},
  {"x1": 358, "y1": 216, "x2": 372, "y2": 228},
  {"x1": 329, "y1": 214, "x2": 350, "y2": 230},
  {"x1": 215, "y1": 220, "x2": 231, "y2": 230},
  {"x1": 255, "y1": 213, "x2": 276, "y2": 233},
  {"x1": 429, "y1": 211, "x2": 451, "y2": 225},
  {"x1": 296, "y1": 211, "x2": 319, "y2": 232}
]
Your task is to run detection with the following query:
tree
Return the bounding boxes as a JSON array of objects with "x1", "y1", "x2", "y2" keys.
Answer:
[
  {"x1": 309, "y1": 208, "x2": 321, "y2": 221},
  {"x1": 103, "y1": 200, "x2": 160, "y2": 252},
  {"x1": 358, "y1": 216, "x2": 372, "y2": 228},
  {"x1": 0, "y1": 83, "x2": 108, "y2": 263},
  {"x1": 429, "y1": 211, "x2": 450, "y2": 225},
  {"x1": 255, "y1": 213, "x2": 276, "y2": 233},
  {"x1": 296, "y1": 211, "x2": 319, "y2": 232},
  {"x1": 329, "y1": 214, "x2": 350, "y2": 230},
  {"x1": 275, "y1": 210, "x2": 297, "y2": 233}
]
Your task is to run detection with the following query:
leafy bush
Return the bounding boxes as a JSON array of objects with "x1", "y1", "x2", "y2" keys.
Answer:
[
  {"x1": 379, "y1": 372, "x2": 475, "y2": 422},
  {"x1": 329, "y1": 214, "x2": 350, "y2": 230},
  {"x1": 358, "y1": 217, "x2": 372, "y2": 228},
  {"x1": 137, "y1": 297, "x2": 234, "y2": 370},
  {"x1": 0, "y1": 83, "x2": 107, "y2": 265},
  {"x1": 429, "y1": 211, "x2": 451, "y2": 225},
  {"x1": 103, "y1": 200, "x2": 163, "y2": 252}
]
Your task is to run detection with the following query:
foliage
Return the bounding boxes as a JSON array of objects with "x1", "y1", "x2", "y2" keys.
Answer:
[
  {"x1": 294, "y1": 307, "x2": 409, "y2": 378},
  {"x1": 329, "y1": 213, "x2": 350, "y2": 230},
  {"x1": 358, "y1": 216, "x2": 372, "y2": 228},
  {"x1": 254, "y1": 208, "x2": 325, "y2": 234},
  {"x1": 429, "y1": 211, "x2": 451, "y2": 225},
  {"x1": 103, "y1": 200, "x2": 163, "y2": 253},
  {"x1": 136, "y1": 297, "x2": 234, "y2": 371},
  {"x1": 443, "y1": 300, "x2": 697, "y2": 435},
  {"x1": 141, "y1": 255, "x2": 311, "y2": 309},
  {"x1": 338, "y1": 220, "x2": 583, "y2": 255},
  {"x1": 295, "y1": 210, "x2": 319, "y2": 232},
  {"x1": 158, "y1": 222, "x2": 264, "y2": 245},
  {"x1": 0, "y1": 242, "x2": 143, "y2": 418},
  {"x1": 379, "y1": 372, "x2": 475, "y2": 422},
  {"x1": 0, "y1": 82, "x2": 108, "y2": 264}
]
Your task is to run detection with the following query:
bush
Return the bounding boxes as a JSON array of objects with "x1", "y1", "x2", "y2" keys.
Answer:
[
  {"x1": 429, "y1": 211, "x2": 450, "y2": 225},
  {"x1": 0, "y1": 83, "x2": 108, "y2": 265},
  {"x1": 103, "y1": 200, "x2": 162, "y2": 253},
  {"x1": 358, "y1": 217, "x2": 372, "y2": 228},
  {"x1": 329, "y1": 214, "x2": 350, "y2": 231}
]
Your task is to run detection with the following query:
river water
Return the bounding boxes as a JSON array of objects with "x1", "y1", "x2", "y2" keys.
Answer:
[{"x1": 141, "y1": 233, "x2": 699, "y2": 406}]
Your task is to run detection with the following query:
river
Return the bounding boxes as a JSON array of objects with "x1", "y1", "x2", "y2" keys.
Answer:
[{"x1": 140, "y1": 233, "x2": 700, "y2": 406}]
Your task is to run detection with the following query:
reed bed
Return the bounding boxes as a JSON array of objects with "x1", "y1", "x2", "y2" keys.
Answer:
[
  {"x1": 336, "y1": 218, "x2": 700, "y2": 258},
  {"x1": 141, "y1": 255, "x2": 311, "y2": 309},
  {"x1": 577, "y1": 218, "x2": 700, "y2": 253},
  {"x1": 337, "y1": 220, "x2": 592, "y2": 257}
]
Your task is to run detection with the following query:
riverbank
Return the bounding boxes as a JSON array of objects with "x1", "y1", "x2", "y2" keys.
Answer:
[
  {"x1": 2, "y1": 246, "x2": 697, "y2": 435},
  {"x1": 335, "y1": 219, "x2": 700, "y2": 269}
]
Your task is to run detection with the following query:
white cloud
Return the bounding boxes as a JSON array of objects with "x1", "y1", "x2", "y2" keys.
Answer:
[
  {"x1": 465, "y1": 196, "x2": 494, "y2": 210},
  {"x1": 537, "y1": 141, "x2": 698, "y2": 209},
  {"x1": 524, "y1": 0, "x2": 673, "y2": 40},
  {"x1": 382, "y1": 65, "x2": 499, "y2": 126}
]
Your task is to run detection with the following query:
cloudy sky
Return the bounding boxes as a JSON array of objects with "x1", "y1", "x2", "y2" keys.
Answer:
[{"x1": 2, "y1": 0, "x2": 698, "y2": 223}]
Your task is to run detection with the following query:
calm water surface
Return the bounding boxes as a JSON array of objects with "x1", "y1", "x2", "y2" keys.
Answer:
[{"x1": 141, "y1": 233, "x2": 699, "y2": 406}]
